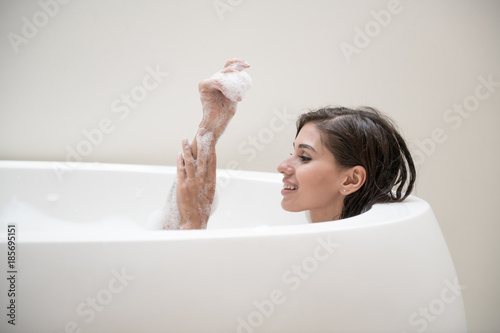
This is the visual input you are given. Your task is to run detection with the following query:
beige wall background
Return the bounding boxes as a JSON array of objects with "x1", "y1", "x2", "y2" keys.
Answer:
[{"x1": 1, "y1": 0, "x2": 499, "y2": 331}]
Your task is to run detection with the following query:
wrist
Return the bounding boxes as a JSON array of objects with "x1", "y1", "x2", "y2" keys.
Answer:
[{"x1": 196, "y1": 126, "x2": 219, "y2": 144}]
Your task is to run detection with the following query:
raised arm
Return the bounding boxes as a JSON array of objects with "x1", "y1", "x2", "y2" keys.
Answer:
[{"x1": 175, "y1": 59, "x2": 251, "y2": 229}]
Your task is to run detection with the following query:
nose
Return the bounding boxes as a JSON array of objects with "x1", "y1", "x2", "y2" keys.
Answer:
[{"x1": 277, "y1": 155, "x2": 294, "y2": 175}]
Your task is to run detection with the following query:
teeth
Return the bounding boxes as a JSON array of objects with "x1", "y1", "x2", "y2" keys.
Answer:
[{"x1": 283, "y1": 184, "x2": 298, "y2": 190}]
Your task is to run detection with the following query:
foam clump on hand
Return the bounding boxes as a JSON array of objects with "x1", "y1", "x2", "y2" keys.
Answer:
[{"x1": 209, "y1": 61, "x2": 252, "y2": 102}]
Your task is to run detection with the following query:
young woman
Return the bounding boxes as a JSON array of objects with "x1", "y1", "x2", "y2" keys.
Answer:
[{"x1": 172, "y1": 59, "x2": 415, "y2": 230}]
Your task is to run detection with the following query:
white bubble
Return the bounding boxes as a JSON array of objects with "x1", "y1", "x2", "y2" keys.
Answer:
[
  {"x1": 146, "y1": 208, "x2": 165, "y2": 230},
  {"x1": 150, "y1": 180, "x2": 181, "y2": 230}
]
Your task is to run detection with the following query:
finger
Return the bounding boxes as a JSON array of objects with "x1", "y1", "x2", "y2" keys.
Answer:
[
  {"x1": 196, "y1": 136, "x2": 207, "y2": 177},
  {"x1": 176, "y1": 152, "x2": 186, "y2": 184},
  {"x1": 223, "y1": 58, "x2": 250, "y2": 72},
  {"x1": 199, "y1": 78, "x2": 224, "y2": 96},
  {"x1": 221, "y1": 66, "x2": 239, "y2": 74},
  {"x1": 224, "y1": 58, "x2": 250, "y2": 69},
  {"x1": 199, "y1": 78, "x2": 217, "y2": 92},
  {"x1": 182, "y1": 138, "x2": 195, "y2": 179},
  {"x1": 192, "y1": 132, "x2": 206, "y2": 160}
]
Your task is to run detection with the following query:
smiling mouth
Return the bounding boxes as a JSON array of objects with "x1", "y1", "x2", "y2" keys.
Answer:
[{"x1": 282, "y1": 184, "x2": 298, "y2": 190}]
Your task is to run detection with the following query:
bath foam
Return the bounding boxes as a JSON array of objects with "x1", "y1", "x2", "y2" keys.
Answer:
[
  {"x1": 209, "y1": 63, "x2": 252, "y2": 102},
  {"x1": 162, "y1": 180, "x2": 181, "y2": 230},
  {"x1": 146, "y1": 180, "x2": 180, "y2": 230},
  {"x1": 1, "y1": 198, "x2": 141, "y2": 232}
]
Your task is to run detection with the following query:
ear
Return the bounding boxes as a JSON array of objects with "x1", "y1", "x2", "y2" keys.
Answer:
[{"x1": 341, "y1": 165, "x2": 366, "y2": 195}]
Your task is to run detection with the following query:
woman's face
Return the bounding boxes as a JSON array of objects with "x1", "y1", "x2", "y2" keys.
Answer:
[{"x1": 277, "y1": 122, "x2": 346, "y2": 222}]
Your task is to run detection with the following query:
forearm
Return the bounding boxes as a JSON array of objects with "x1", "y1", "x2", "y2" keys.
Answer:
[{"x1": 191, "y1": 123, "x2": 223, "y2": 161}]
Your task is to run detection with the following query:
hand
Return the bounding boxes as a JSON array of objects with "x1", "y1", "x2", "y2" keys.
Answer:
[
  {"x1": 176, "y1": 134, "x2": 216, "y2": 229},
  {"x1": 198, "y1": 58, "x2": 250, "y2": 134}
]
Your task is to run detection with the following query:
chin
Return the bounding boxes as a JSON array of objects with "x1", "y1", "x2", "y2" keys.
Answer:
[{"x1": 281, "y1": 200, "x2": 303, "y2": 212}]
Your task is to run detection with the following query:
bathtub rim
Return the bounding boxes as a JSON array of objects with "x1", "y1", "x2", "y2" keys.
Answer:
[{"x1": 1, "y1": 160, "x2": 430, "y2": 243}]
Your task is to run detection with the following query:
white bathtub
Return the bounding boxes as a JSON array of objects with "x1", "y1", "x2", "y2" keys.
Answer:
[{"x1": 0, "y1": 161, "x2": 467, "y2": 333}]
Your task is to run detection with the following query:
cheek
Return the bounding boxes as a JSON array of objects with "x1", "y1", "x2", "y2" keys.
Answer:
[
  {"x1": 297, "y1": 163, "x2": 340, "y2": 196},
  {"x1": 297, "y1": 169, "x2": 321, "y2": 190}
]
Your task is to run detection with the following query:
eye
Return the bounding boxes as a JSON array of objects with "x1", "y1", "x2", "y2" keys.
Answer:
[{"x1": 299, "y1": 155, "x2": 311, "y2": 162}]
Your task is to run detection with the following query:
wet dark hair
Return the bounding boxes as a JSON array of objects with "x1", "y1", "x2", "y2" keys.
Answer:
[{"x1": 296, "y1": 106, "x2": 416, "y2": 219}]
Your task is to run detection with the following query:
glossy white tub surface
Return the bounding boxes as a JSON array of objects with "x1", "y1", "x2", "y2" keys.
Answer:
[{"x1": 0, "y1": 161, "x2": 467, "y2": 332}]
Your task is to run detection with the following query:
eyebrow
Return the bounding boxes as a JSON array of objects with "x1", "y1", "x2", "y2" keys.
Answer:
[{"x1": 293, "y1": 142, "x2": 317, "y2": 152}]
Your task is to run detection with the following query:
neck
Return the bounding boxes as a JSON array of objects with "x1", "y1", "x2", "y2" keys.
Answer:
[
  {"x1": 309, "y1": 196, "x2": 345, "y2": 223},
  {"x1": 309, "y1": 208, "x2": 343, "y2": 223}
]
